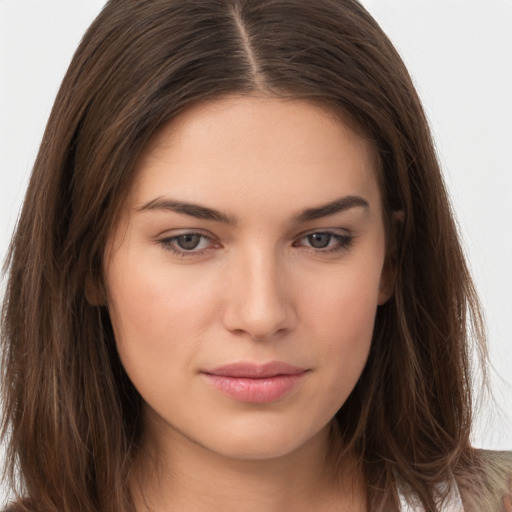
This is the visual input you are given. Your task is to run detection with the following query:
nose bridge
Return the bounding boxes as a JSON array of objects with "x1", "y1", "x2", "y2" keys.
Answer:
[{"x1": 222, "y1": 243, "x2": 294, "y2": 339}]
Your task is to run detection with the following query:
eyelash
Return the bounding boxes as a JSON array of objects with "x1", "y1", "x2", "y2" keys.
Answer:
[{"x1": 157, "y1": 231, "x2": 353, "y2": 257}]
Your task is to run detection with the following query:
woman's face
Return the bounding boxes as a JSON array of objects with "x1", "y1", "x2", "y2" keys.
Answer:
[{"x1": 104, "y1": 96, "x2": 391, "y2": 461}]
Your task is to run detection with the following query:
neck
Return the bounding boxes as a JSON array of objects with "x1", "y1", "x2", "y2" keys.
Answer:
[{"x1": 130, "y1": 418, "x2": 366, "y2": 512}]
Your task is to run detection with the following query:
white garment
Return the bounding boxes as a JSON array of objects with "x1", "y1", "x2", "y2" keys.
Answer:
[{"x1": 398, "y1": 480, "x2": 465, "y2": 511}]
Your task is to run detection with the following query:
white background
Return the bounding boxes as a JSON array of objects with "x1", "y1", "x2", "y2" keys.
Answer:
[{"x1": 1, "y1": 0, "x2": 511, "y2": 503}]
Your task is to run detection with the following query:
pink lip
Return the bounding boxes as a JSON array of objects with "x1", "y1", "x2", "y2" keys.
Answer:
[{"x1": 202, "y1": 362, "x2": 308, "y2": 404}]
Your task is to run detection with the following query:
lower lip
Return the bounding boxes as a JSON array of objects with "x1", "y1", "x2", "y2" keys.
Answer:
[{"x1": 202, "y1": 372, "x2": 307, "y2": 404}]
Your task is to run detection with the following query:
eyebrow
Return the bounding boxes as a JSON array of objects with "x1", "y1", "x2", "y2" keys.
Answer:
[
  {"x1": 137, "y1": 195, "x2": 369, "y2": 224},
  {"x1": 294, "y1": 195, "x2": 369, "y2": 222},
  {"x1": 137, "y1": 197, "x2": 236, "y2": 224}
]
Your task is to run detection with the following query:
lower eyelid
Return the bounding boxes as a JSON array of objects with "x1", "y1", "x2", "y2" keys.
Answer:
[{"x1": 157, "y1": 231, "x2": 352, "y2": 255}]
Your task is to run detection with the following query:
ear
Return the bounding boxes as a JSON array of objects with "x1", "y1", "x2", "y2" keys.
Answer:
[
  {"x1": 378, "y1": 210, "x2": 404, "y2": 305},
  {"x1": 84, "y1": 272, "x2": 106, "y2": 307}
]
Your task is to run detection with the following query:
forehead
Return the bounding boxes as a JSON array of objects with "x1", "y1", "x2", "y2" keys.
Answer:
[{"x1": 129, "y1": 95, "x2": 381, "y2": 218}]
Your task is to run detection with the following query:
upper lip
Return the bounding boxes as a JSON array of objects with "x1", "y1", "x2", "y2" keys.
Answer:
[{"x1": 203, "y1": 361, "x2": 307, "y2": 378}]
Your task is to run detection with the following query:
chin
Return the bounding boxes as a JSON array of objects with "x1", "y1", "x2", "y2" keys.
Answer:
[{"x1": 195, "y1": 417, "x2": 332, "y2": 462}]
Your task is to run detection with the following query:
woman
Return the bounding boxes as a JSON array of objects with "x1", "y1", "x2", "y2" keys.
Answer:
[{"x1": 1, "y1": 0, "x2": 511, "y2": 511}]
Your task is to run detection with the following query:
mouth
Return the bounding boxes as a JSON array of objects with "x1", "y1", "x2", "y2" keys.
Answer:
[{"x1": 201, "y1": 361, "x2": 308, "y2": 404}]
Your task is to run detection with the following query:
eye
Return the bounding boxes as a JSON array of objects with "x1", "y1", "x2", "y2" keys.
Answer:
[
  {"x1": 294, "y1": 231, "x2": 353, "y2": 253},
  {"x1": 175, "y1": 234, "x2": 203, "y2": 250},
  {"x1": 306, "y1": 233, "x2": 332, "y2": 249},
  {"x1": 158, "y1": 232, "x2": 218, "y2": 256}
]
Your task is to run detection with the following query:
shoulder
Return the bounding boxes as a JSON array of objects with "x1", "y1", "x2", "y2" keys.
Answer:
[{"x1": 457, "y1": 449, "x2": 512, "y2": 512}]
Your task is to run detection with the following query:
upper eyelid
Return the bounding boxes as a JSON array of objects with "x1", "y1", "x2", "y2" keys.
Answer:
[
  {"x1": 294, "y1": 227, "x2": 351, "y2": 238},
  {"x1": 156, "y1": 228, "x2": 350, "y2": 240},
  {"x1": 157, "y1": 228, "x2": 215, "y2": 240}
]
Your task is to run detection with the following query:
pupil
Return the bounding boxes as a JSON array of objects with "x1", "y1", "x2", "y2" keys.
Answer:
[
  {"x1": 177, "y1": 234, "x2": 201, "y2": 250},
  {"x1": 308, "y1": 233, "x2": 331, "y2": 248}
]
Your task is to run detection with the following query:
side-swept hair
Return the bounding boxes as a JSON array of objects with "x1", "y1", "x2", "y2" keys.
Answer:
[{"x1": 1, "y1": 1, "x2": 486, "y2": 510}]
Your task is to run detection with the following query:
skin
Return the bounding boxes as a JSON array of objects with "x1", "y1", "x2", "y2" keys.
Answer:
[{"x1": 104, "y1": 95, "x2": 393, "y2": 511}]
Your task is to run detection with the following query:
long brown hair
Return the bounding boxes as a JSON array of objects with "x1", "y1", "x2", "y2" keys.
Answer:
[{"x1": 1, "y1": 0, "x2": 486, "y2": 510}]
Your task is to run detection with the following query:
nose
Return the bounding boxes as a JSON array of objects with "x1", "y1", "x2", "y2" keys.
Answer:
[{"x1": 221, "y1": 247, "x2": 296, "y2": 341}]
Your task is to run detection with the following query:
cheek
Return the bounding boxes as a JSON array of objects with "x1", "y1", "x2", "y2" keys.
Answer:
[
  {"x1": 107, "y1": 248, "x2": 218, "y2": 338},
  {"x1": 104, "y1": 252, "x2": 219, "y2": 395},
  {"x1": 318, "y1": 289, "x2": 376, "y2": 377},
  {"x1": 305, "y1": 261, "x2": 382, "y2": 337},
  {"x1": 300, "y1": 261, "x2": 382, "y2": 397}
]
